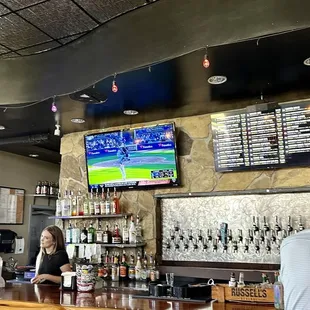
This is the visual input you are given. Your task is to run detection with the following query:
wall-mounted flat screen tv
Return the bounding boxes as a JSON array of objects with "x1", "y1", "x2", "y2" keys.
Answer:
[{"x1": 84, "y1": 123, "x2": 180, "y2": 190}]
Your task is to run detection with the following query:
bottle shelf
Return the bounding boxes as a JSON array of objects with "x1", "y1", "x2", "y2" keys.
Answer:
[
  {"x1": 48, "y1": 213, "x2": 132, "y2": 220},
  {"x1": 66, "y1": 242, "x2": 146, "y2": 248},
  {"x1": 28, "y1": 194, "x2": 58, "y2": 199}
]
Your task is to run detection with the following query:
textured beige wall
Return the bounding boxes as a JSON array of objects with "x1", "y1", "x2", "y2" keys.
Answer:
[
  {"x1": 0, "y1": 151, "x2": 59, "y2": 265},
  {"x1": 59, "y1": 114, "x2": 310, "y2": 254}
]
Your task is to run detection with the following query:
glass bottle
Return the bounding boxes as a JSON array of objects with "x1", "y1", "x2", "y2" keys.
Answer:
[
  {"x1": 89, "y1": 189, "x2": 95, "y2": 216},
  {"x1": 112, "y1": 224, "x2": 122, "y2": 244},
  {"x1": 111, "y1": 254, "x2": 120, "y2": 282},
  {"x1": 105, "y1": 188, "x2": 111, "y2": 215},
  {"x1": 103, "y1": 225, "x2": 112, "y2": 244},
  {"x1": 66, "y1": 222, "x2": 72, "y2": 244},
  {"x1": 140, "y1": 252, "x2": 148, "y2": 281},
  {"x1": 96, "y1": 222, "x2": 103, "y2": 243},
  {"x1": 56, "y1": 192, "x2": 62, "y2": 216},
  {"x1": 135, "y1": 252, "x2": 142, "y2": 281},
  {"x1": 228, "y1": 272, "x2": 237, "y2": 287},
  {"x1": 129, "y1": 216, "x2": 136, "y2": 244},
  {"x1": 237, "y1": 272, "x2": 245, "y2": 288},
  {"x1": 274, "y1": 271, "x2": 284, "y2": 310},
  {"x1": 76, "y1": 190, "x2": 84, "y2": 216},
  {"x1": 100, "y1": 188, "x2": 106, "y2": 215},
  {"x1": 35, "y1": 181, "x2": 41, "y2": 195},
  {"x1": 72, "y1": 224, "x2": 80, "y2": 244},
  {"x1": 70, "y1": 191, "x2": 77, "y2": 216},
  {"x1": 94, "y1": 188, "x2": 101, "y2": 215},
  {"x1": 83, "y1": 194, "x2": 89, "y2": 216},
  {"x1": 122, "y1": 217, "x2": 129, "y2": 244},
  {"x1": 128, "y1": 254, "x2": 135, "y2": 280},
  {"x1": 136, "y1": 215, "x2": 143, "y2": 243},
  {"x1": 81, "y1": 224, "x2": 88, "y2": 243},
  {"x1": 112, "y1": 187, "x2": 121, "y2": 214},
  {"x1": 61, "y1": 190, "x2": 70, "y2": 216},
  {"x1": 119, "y1": 251, "x2": 128, "y2": 281},
  {"x1": 149, "y1": 253, "x2": 156, "y2": 281},
  {"x1": 87, "y1": 222, "x2": 96, "y2": 243}
]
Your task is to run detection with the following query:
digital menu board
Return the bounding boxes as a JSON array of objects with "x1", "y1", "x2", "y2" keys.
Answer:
[{"x1": 211, "y1": 100, "x2": 310, "y2": 172}]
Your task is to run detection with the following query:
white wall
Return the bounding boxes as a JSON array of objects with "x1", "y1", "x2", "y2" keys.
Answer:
[{"x1": 0, "y1": 151, "x2": 59, "y2": 265}]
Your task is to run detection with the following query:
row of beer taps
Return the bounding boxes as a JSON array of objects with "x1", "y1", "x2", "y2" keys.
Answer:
[{"x1": 164, "y1": 215, "x2": 305, "y2": 254}]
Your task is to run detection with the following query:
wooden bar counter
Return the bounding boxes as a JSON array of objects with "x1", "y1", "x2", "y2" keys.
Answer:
[{"x1": 0, "y1": 283, "x2": 275, "y2": 310}]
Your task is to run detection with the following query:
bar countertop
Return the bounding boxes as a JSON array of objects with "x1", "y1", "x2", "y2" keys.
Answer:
[{"x1": 0, "y1": 283, "x2": 276, "y2": 310}]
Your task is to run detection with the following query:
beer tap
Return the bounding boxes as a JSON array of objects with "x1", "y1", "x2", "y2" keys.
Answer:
[
  {"x1": 203, "y1": 241, "x2": 208, "y2": 252},
  {"x1": 265, "y1": 239, "x2": 271, "y2": 254},
  {"x1": 259, "y1": 230, "x2": 265, "y2": 244},
  {"x1": 253, "y1": 216, "x2": 259, "y2": 233},
  {"x1": 255, "y1": 239, "x2": 260, "y2": 253},
  {"x1": 174, "y1": 221, "x2": 180, "y2": 232},
  {"x1": 228, "y1": 229, "x2": 233, "y2": 243},
  {"x1": 179, "y1": 229, "x2": 184, "y2": 241},
  {"x1": 216, "y1": 229, "x2": 221, "y2": 243},
  {"x1": 223, "y1": 244, "x2": 228, "y2": 253},
  {"x1": 193, "y1": 239, "x2": 198, "y2": 251},
  {"x1": 263, "y1": 216, "x2": 270, "y2": 232},
  {"x1": 207, "y1": 229, "x2": 212, "y2": 243},
  {"x1": 271, "y1": 229, "x2": 276, "y2": 243},
  {"x1": 232, "y1": 241, "x2": 238, "y2": 253},
  {"x1": 174, "y1": 240, "x2": 180, "y2": 250},
  {"x1": 248, "y1": 229, "x2": 254, "y2": 244},
  {"x1": 165, "y1": 239, "x2": 171, "y2": 250},
  {"x1": 188, "y1": 229, "x2": 193, "y2": 241},
  {"x1": 197, "y1": 229, "x2": 203, "y2": 242},
  {"x1": 287, "y1": 216, "x2": 293, "y2": 234},
  {"x1": 243, "y1": 239, "x2": 249, "y2": 253},
  {"x1": 298, "y1": 215, "x2": 304, "y2": 231},
  {"x1": 184, "y1": 240, "x2": 189, "y2": 251},
  {"x1": 212, "y1": 239, "x2": 217, "y2": 252},
  {"x1": 238, "y1": 229, "x2": 243, "y2": 243},
  {"x1": 282, "y1": 229, "x2": 287, "y2": 239},
  {"x1": 170, "y1": 229, "x2": 175, "y2": 241},
  {"x1": 275, "y1": 216, "x2": 281, "y2": 233}
]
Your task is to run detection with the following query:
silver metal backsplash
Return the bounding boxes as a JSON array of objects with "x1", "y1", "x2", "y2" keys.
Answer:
[{"x1": 161, "y1": 192, "x2": 310, "y2": 264}]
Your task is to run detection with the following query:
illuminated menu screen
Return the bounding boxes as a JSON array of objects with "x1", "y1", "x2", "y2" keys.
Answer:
[{"x1": 211, "y1": 101, "x2": 310, "y2": 172}]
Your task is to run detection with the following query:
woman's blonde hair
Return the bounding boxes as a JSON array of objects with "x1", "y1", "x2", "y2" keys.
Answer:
[{"x1": 35, "y1": 225, "x2": 65, "y2": 274}]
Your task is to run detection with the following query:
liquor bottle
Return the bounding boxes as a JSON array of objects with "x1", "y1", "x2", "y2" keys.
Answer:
[
  {"x1": 129, "y1": 216, "x2": 137, "y2": 244},
  {"x1": 61, "y1": 190, "x2": 70, "y2": 216},
  {"x1": 228, "y1": 272, "x2": 236, "y2": 287},
  {"x1": 105, "y1": 188, "x2": 111, "y2": 214},
  {"x1": 128, "y1": 254, "x2": 135, "y2": 280},
  {"x1": 96, "y1": 222, "x2": 103, "y2": 243},
  {"x1": 35, "y1": 181, "x2": 41, "y2": 195},
  {"x1": 81, "y1": 224, "x2": 88, "y2": 243},
  {"x1": 66, "y1": 222, "x2": 72, "y2": 244},
  {"x1": 70, "y1": 191, "x2": 77, "y2": 216},
  {"x1": 103, "y1": 225, "x2": 112, "y2": 244},
  {"x1": 76, "y1": 190, "x2": 84, "y2": 216},
  {"x1": 140, "y1": 252, "x2": 148, "y2": 281},
  {"x1": 42, "y1": 181, "x2": 48, "y2": 195},
  {"x1": 87, "y1": 223, "x2": 96, "y2": 243},
  {"x1": 237, "y1": 272, "x2": 245, "y2": 288},
  {"x1": 94, "y1": 188, "x2": 101, "y2": 215},
  {"x1": 119, "y1": 251, "x2": 128, "y2": 281},
  {"x1": 102, "y1": 251, "x2": 111, "y2": 280},
  {"x1": 100, "y1": 188, "x2": 106, "y2": 215},
  {"x1": 83, "y1": 194, "x2": 89, "y2": 216},
  {"x1": 112, "y1": 187, "x2": 121, "y2": 214},
  {"x1": 149, "y1": 253, "x2": 156, "y2": 281},
  {"x1": 89, "y1": 189, "x2": 95, "y2": 216},
  {"x1": 111, "y1": 254, "x2": 120, "y2": 282},
  {"x1": 122, "y1": 217, "x2": 129, "y2": 244},
  {"x1": 136, "y1": 215, "x2": 143, "y2": 243},
  {"x1": 135, "y1": 252, "x2": 142, "y2": 281},
  {"x1": 56, "y1": 192, "x2": 62, "y2": 216},
  {"x1": 112, "y1": 224, "x2": 122, "y2": 244},
  {"x1": 72, "y1": 224, "x2": 81, "y2": 244},
  {"x1": 273, "y1": 271, "x2": 284, "y2": 310}
]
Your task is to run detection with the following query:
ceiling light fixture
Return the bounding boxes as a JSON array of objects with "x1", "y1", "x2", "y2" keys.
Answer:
[
  {"x1": 71, "y1": 118, "x2": 86, "y2": 124},
  {"x1": 123, "y1": 109, "x2": 139, "y2": 116},
  {"x1": 29, "y1": 154, "x2": 39, "y2": 158},
  {"x1": 112, "y1": 73, "x2": 118, "y2": 93},
  {"x1": 202, "y1": 47, "x2": 210, "y2": 68},
  {"x1": 208, "y1": 75, "x2": 227, "y2": 85},
  {"x1": 304, "y1": 57, "x2": 310, "y2": 66},
  {"x1": 51, "y1": 96, "x2": 57, "y2": 113},
  {"x1": 0, "y1": 125, "x2": 5, "y2": 130}
]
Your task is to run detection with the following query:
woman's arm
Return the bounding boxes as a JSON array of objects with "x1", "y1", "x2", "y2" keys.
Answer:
[{"x1": 32, "y1": 264, "x2": 71, "y2": 284}]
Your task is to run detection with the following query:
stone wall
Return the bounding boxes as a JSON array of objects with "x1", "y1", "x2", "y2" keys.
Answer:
[{"x1": 59, "y1": 113, "x2": 310, "y2": 254}]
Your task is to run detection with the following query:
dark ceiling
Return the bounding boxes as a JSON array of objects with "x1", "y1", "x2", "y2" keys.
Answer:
[
  {"x1": 0, "y1": 0, "x2": 153, "y2": 58},
  {"x1": 1, "y1": 28, "x2": 310, "y2": 164}
]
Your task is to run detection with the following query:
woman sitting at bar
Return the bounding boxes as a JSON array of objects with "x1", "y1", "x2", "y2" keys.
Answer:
[{"x1": 31, "y1": 225, "x2": 71, "y2": 284}]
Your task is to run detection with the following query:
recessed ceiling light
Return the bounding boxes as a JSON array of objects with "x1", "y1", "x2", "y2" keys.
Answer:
[
  {"x1": 29, "y1": 154, "x2": 39, "y2": 158},
  {"x1": 0, "y1": 125, "x2": 5, "y2": 130},
  {"x1": 123, "y1": 110, "x2": 139, "y2": 116},
  {"x1": 71, "y1": 118, "x2": 85, "y2": 124},
  {"x1": 304, "y1": 57, "x2": 310, "y2": 66},
  {"x1": 208, "y1": 75, "x2": 227, "y2": 85}
]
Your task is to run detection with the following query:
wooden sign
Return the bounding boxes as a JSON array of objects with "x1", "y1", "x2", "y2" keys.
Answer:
[{"x1": 212, "y1": 285, "x2": 274, "y2": 304}]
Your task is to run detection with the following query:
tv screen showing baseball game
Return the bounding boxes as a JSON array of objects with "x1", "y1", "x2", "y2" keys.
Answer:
[{"x1": 84, "y1": 123, "x2": 180, "y2": 190}]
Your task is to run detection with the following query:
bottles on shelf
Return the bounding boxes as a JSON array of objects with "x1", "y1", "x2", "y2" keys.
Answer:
[
  {"x1": 129, "y1": 216, "x2": 137, "y2": 244},
  {"x1": 112, "y1": 224, "x2": 122, "y2": 244},
  {"x1": 103, "y1": 225, "x2": 112, "y2": 244},
  {"x1": 87, "y1": 223, "x2": 96, "y2": 243},
  {"x1": 35, "y1": 181, "x2": 59, "y2": 196}
]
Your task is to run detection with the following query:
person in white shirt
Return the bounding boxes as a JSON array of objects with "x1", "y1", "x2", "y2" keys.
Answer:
[{"x1": 280, "y1": 229, "x2": 310, "y2": 310}]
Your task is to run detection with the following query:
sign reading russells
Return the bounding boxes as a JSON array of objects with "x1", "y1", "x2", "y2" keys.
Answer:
[{"x1": 226, "y1": 287, "x2": 273, "y2": 303}]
